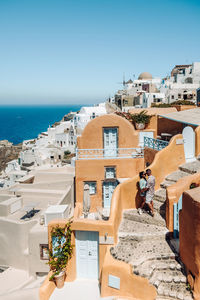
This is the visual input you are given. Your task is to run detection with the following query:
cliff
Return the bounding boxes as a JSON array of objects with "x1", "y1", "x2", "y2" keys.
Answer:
[{"x1": 0, "y1": 140, "x2": 22, "y2": 172}]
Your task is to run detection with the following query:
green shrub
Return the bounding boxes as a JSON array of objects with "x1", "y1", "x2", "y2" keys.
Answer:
[
  {"x1": 171, "y1": 100, "x2": 195, "y2": 106},
  {"x1": 151, "y1": 103, "x2": 172, "y2": 108},
  {"x1": 131, "y1": 110, "x2": 153, "y2": 125}
]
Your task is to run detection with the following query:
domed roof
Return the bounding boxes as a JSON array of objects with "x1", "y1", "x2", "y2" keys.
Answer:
[{"x1": 138, "y1": 72, "x2": 153, "y2": 80}]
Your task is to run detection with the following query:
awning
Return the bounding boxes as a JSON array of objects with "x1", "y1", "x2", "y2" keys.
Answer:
[{"x1": 159, "y1": 108, "x2": 200, "y2": 126}]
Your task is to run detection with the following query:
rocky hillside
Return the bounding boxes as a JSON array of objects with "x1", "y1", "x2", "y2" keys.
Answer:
[{"x1": 0, "y1": 140, "x2": 22, "y2": 172}]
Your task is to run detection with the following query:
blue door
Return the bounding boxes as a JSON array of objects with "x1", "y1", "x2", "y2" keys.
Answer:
[
  {"x1": 104, "y1": 128, "x2": 118, "y2": 157},
  {"x1": 173, "y1": 195, "x2": 182, "y2": 238},
  {"x1": 103, "y1": 181, "x2": 117, "y2": 208},
  {"x1": 76, "y1": 231, "x2": 99, "y2": 279}
]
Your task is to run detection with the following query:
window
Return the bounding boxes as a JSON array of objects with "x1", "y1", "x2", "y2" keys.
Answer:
[
  {"x1": 178, "y1": 93, "x2": 181, "y2": 99},
  {"x1": 85, "y1": 182, "x2": 96, "y2": 194},
  {"x1": 171, "y1": 95, "x2": 174, "y2": 100},
  {"x1": 105, "y1": 167, "x2": 116, "y2": 179},
  {"x1": 40, "y1": 244, "x2": 49, "y2": 260}
]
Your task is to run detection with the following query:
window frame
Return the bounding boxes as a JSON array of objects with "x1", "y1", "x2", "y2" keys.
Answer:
[
  {"x1": 84, "y1": 181, "x2": 97, "y2": 195},
  {"x1": 104, "y1": 166, "x2": 116, "y2": 179}
]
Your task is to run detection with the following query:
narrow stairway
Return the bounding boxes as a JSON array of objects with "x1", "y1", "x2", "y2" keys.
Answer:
[{"x1": 110, "y1": 159, "x2": 200, "y2": 300}]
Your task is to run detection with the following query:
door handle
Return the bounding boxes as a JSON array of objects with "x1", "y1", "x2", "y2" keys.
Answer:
[{"x1": 88, "y1": 251, "x2": 92, "y2": 256}]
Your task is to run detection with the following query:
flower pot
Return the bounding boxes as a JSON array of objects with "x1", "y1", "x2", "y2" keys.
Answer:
[
  {"x1": 54, "y1": 270, "x2": 66, "y2": 289},
  {"x1": 135, "y1": 123, "x2": 145, "y2": 130}
]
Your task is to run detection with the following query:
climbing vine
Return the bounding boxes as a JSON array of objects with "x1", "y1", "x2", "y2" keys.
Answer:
[{"x1": 48, "y1": 220, "x2": 73, "y2": 281}]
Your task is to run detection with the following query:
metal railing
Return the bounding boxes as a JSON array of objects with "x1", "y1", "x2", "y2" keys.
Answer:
[
  {"x1": 76, "y1": 147, "x2": 144, "y2": 160},
  {"x1": 144, "y1": 136, "x2": 169, "y2": 151}
]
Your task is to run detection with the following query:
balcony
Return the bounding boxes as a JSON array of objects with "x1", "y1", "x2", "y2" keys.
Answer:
[
  {"x1": 144, "y1": 136, "x2": 169, "y2": 151},
  {"x1": 76, "y1": 147, "x2": 144, "y2": 160}
]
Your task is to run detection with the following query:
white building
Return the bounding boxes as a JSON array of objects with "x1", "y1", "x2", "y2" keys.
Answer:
[
  {"x1": 161, "y1": 62, "x2": 200, "y2": 103},
  {"x1": 73, "y1": 103, "x2": 107, "y2": 131},
  {"x1": 142, "y1": 92, "x2": 166, "y2": 108},
  {"x1": 0, "y1": 165, "x2": 75, "y2": 299}
]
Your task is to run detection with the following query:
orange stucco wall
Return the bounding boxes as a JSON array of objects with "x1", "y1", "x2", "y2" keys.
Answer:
[
  {"x1": 166, "y1": 172, "x2": 200, "y2": 232},
  {"x1": 76, "y1": 114, "x2": 146, "y2": 212},
  {"x1": 179, "y1": 188, "x2": 200, "y2": 300},
  {"x1": 144, "y1": 115, "x2": 157, "y2": 136},
  {"x1": 144, "y1": 147, "x2": 158, "y2": 167},
  {"x1": 101, "y1": 247, "x2": 157, "y2": 300},
  {"x1": 195, "y1": 126, "x2": 200, "y2": 157},
  {"x1": 75, "y1": 158, "x2": 144, "y2": 211},
  {"x1": 77, "y1": 114, "x2": 139, "y2": 149}
]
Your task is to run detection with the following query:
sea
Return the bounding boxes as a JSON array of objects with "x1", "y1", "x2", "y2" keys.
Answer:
[{"x1": 0, "y1": 105, "x2": 82, "y2": 145}]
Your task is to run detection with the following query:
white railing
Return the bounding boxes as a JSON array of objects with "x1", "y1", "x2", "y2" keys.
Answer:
[{"x1": 76, "y1": 147, "x2": 144, "y2": 160}]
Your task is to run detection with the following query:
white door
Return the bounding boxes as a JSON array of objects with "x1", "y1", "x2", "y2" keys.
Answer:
[
  {"x1": 182, "y1": 126, "x2": 195, "y2": 161},
  {"x1": 103, "y1": 181, "x2": 117, "y2": 208},
  {"x1": 104, "y1": 128, "x2": 118, "y2": 157},
  {"x1": 139, "y1": 131, "x2": 154, "y2": 147},
  {"x1": 76, "y1": 231, "x2": 99, "y2": 279}
]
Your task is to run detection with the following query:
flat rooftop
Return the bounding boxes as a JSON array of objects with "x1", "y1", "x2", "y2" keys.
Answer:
[{"x1": 159, "y1": 108, "x2": 200, "y2": 126}]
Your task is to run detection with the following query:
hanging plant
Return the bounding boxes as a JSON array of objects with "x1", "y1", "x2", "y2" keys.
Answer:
[{"x1": 48, "y1": 220, "x2": 73, "y2": 282}]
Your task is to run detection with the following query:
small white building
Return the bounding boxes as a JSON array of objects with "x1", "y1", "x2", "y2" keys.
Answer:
[
  {"x1": 142, "y1": 92, "x2": 166, "y2": 108},
  {"x1": 73, "y1": 103, "x2": 107, "y2": 130}
]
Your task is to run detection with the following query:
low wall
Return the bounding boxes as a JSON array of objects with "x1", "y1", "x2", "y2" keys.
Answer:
[
  {"x1": 39, "y1": 271, "x2": 56, "y2": 300},
  {"x1": 179, "y1": 188, "x2": 200, "y2": 300},
  {"x1": 172, "y1": 105, "x2": 196, "y2": 111},
  {"x1": 101, "y1": 247, "x2": 156, "y2": 300},
  {"x1": 166, "y1": 172, "x2": 200, "y2": 232}
]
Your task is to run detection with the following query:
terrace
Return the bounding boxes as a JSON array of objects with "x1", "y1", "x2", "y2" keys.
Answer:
[{"x1": 75, "y1": 147, "x2": 144, "y2": 160}]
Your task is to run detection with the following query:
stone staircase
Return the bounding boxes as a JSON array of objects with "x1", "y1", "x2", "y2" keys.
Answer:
[{"x1": 110, "y1": 159, "x2": 200, "y2": 299}]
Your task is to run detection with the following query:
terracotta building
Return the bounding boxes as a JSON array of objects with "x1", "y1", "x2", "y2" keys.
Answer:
[{"x1": 75, "y1": 114, "x2": 147, "y2": 214}]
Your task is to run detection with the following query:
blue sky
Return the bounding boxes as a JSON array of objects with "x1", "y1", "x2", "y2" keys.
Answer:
[{"x1": 0, "y1": 0, "x2": 200, "y2": 105}]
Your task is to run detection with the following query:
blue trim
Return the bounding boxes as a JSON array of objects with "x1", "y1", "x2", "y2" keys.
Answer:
[{"x1": 144, "y1": 136, "x2": 168, "y2": 151}]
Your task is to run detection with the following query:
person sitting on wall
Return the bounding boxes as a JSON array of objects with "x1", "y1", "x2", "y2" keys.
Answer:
[
  {"x1": 145, "y1": 169, "x2": 155, "y2": 217},
  {"x1": 138, "y1": 171, "x2": 147, "y2": 215}
]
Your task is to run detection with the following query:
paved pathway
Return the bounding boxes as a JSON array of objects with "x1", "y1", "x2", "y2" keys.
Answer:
[{"x1": 50, "y1": 279, "x2": 114, "y2": 300}]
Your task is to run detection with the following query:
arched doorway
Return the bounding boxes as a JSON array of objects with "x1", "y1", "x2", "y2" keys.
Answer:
[{"x1": 182, "y1": 126, "x2": 195, "y2": 162}]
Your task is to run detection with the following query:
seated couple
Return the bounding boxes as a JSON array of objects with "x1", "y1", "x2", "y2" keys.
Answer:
[{"x1": 138, "y1": 169, "x2": 155, "y2": 217}]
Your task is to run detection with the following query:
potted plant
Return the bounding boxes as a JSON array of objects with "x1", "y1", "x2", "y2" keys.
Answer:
[
  {"x1": 131, "y1": 110, "x2": 153, "y2": 130},
  {"x1": 48, "y1": 221, "x2": 73, "y2": 288}
]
